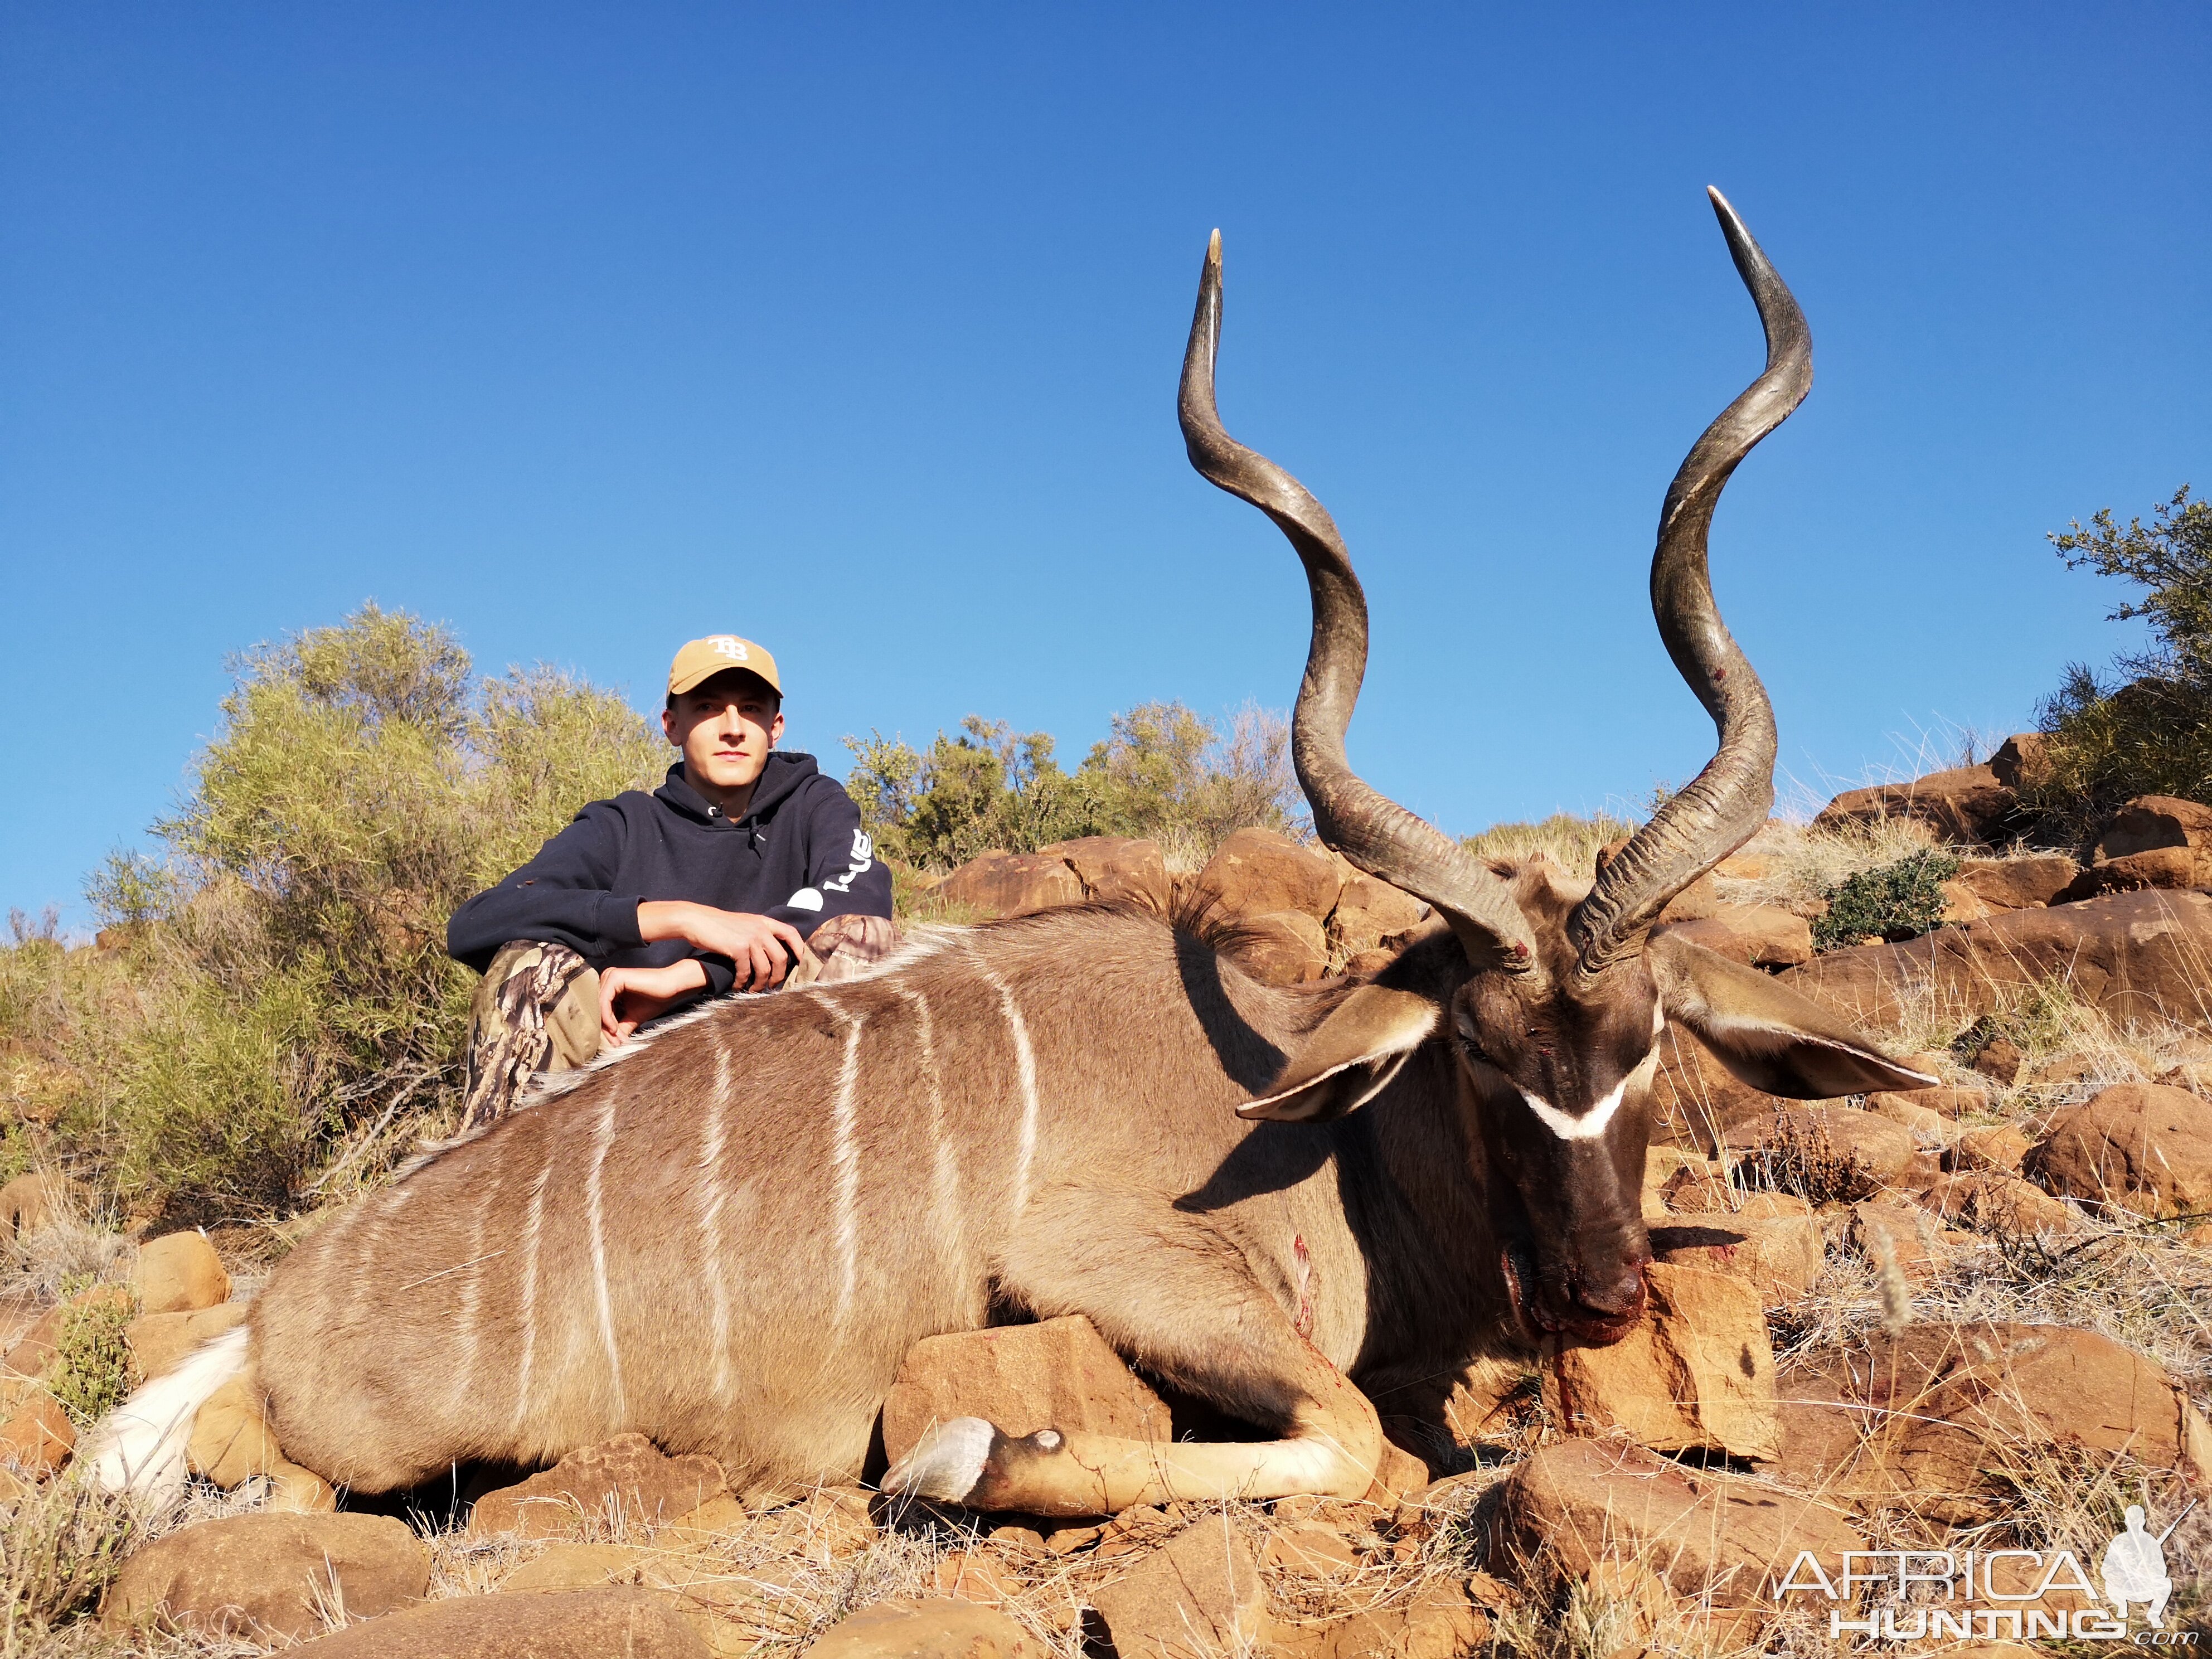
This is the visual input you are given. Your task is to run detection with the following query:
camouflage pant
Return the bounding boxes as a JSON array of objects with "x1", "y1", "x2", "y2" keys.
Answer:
[{"x1": 457, "y1": 913, "x2": 899, "y2": 1133}]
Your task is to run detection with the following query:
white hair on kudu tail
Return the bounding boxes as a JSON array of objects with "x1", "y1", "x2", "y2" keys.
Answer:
[{"x1": 84, "y1": 1324, "x2": 251, "y2": 1505}]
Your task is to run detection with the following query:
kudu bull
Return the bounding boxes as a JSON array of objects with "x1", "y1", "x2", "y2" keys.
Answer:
[{"x1": 98, "y1": 189, "x2": 1932, "y2": 1518}]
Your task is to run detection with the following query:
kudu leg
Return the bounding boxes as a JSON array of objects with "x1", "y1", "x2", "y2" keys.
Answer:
[{"x1": 882, "y1": 1189, "x2": 1381, "y2": 1515}]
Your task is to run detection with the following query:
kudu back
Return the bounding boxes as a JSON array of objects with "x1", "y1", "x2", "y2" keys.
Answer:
[{"x1": 96, "y1": 190, "x2": 1933, "y2": 1517}]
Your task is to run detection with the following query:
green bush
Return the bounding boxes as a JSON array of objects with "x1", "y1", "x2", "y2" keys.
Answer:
[
  {"x1": 8, "y1": 603, "x2": 664, "y2": 1221},
  {"x1": 846, "y1": 699, "x2": 1301, "y2": 872},
  {"x1": 2029, "y1": 486, "x2": 2212, "y2": 840},
  {"x1": 1811, "y1": 848, "x2": 1961, "y2": 952},
  {"x1": 47, "y1": 1285, "x2": 135, "y2": 1427}
]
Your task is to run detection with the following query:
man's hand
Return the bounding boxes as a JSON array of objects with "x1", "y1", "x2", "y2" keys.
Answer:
[
  {"x1": 599, "y1": 959, "x2": 710, "y2": 1046},
  {"x1": 636, "y1": 900, "x2": 810, "y2": 992}
]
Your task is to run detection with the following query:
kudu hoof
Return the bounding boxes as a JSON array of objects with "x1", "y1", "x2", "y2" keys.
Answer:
[{"x1": 882, "y1": 1417, "x2": 1067, "y2": 1506}]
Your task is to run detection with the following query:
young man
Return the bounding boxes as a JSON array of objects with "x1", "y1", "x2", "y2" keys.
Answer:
[{"x1": 447, "y1": 634, "x2": 895, "y2": 1131}]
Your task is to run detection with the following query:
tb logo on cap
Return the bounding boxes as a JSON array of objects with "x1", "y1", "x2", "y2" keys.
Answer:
[{"x1": 710, "y1": 637, "x2": 749, "y2": 661}]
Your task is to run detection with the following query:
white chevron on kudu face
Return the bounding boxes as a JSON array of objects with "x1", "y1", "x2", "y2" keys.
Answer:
[
  {"x1": 1519, "y1": 1007, "x2": 1667, "y2": 1141},
  {"x1": 1518, "y1": 1078, "x2": 1628, "y2": 1142}
]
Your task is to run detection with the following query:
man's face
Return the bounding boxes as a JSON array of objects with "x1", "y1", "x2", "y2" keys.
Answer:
[{"x1": 663, "y1": 672, "x2": 784, "y2": 794}]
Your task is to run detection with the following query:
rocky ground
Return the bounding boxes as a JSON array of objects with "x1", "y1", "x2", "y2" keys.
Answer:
[{"x1": 6, "y1": 734, "x2": 2212, "y2": 1657}]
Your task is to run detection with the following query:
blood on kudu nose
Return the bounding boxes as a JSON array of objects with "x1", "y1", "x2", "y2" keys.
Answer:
[{"x1": 1571, "y1": 1251, "x2": 1651, "y2": 1322}]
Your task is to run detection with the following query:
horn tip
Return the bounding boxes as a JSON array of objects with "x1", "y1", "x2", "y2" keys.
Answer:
[{"x1": 1207, "y1": 227, "x2": 1222, "y2": 262}]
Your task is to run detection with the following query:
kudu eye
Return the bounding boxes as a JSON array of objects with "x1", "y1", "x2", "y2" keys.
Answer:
[{"x1": 1452, "y1": 1009, "x2": 1496, "y2": 1068}]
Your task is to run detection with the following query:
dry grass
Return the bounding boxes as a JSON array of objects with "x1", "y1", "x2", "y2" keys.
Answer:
[
  {"x1": 0, "y1": 1190, "x2": 134, "y2": 1310},
  {"x1": 1709, "y1": 815, "x2": 1941, "y2": 917},
  {"x1": 0, "y1": 1476, "x2": 152, "y2": 1659},
  {"x1": 1462, "y1": 814, "x2": 1636, "y2": 877}
]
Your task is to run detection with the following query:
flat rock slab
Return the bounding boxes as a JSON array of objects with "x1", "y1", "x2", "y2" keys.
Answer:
[
  {"x1": 807, "y1": 1596, "x2": 1040, "y2": 1657},
  {"x1": 1495, "y1": 1437, "x2": 1863, "y2": 1605},
  {"x1": 290, "y1": 1588, "x2": 709, "y2": 1658},
  {"x1": 1544, "y1": 1263, "x2": 1778, "y2": 1462},
  {"x1": 104, "y1": 1512, "x2": 428, "y2": 1641},
  {"x1": 1090, "y1": 1520, "x2": 1264, "y2": 1659},
  {"x1": 1772, "y1": 1321, "x2": 2212, "y2": 1522},
  {"x1": 1651, "y1": 1197, "x2": 1822, "y2": 1308},
  {"x1": 470, "y1": 1432, "x2": 729, "y2": 1539},
  {"x1": 880, "y1": 1314, "x2": 1170, "y2": 1467},
  {"x1": 2027, "y1": 1082, "x2": 2212, "y2": 1217},
  {"x1": 1782, "y1": 888, "x2": 2212, "y2": 1030}
]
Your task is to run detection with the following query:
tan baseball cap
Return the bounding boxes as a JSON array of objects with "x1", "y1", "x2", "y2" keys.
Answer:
[{"x1": 668, "y1": 635, "x2": 782, "y2": 697}]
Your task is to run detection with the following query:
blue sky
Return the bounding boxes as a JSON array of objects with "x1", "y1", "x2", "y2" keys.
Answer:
[{"x1": 4, "y1": 4, "x2": 2207, "y2": 929}]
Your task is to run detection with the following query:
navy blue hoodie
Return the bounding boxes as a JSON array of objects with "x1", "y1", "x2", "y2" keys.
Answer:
[{"x1": 447, "y1": 753, "x2": 892, "y2": 996}]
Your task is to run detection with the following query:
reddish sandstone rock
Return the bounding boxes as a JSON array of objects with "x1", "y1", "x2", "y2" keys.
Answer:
[
  {"x1": 1772, "y1": 1323, "x2": 2212, "y2": 1522},
  {"x1": 880, "y1": 1314, "x2": 1171, "y2": 1468},
  {"x1": 1812, "y1": 763, "x2": 2020, "y2": 846},
  {"x1": 105, "y1": 1512, "x2": 428, "y2": 1641},
  {"x1": 1544, "y1": 1264, "x2": 1777, "y2": 1462},
  {"x1": 1265, "y1": 1577, "x2": 1488, "y2": 1658},
  {"x1": 810, "y1": 1597, "x2": 1039, "y2": 1658},
  {"x1": 290, "y1": 1589, "x2": 707, "y2": 1658},
  {"x1": 1752, "y1": 1103, "x2": 1918, "y2": 1197},
  {"x1": 130, "y1": 1231, "x2": 230, "y2": 1316},
  {"x1": 1920, "y1": 1171, "x2": 2084, "y2": 1237},
  {"x1": 1781, "y1": 889, "x2": 2212, "y2": 1029},
  {"x1": 1038, "y1": 835, "x2": 1171, "y2": 913},
  {"x1": 1650, "y1": 1027, "x2": 1784, "y2": 1153},
  {"x1": 1229, "y1": 909, "x2": 1331, "y2": 986},
  {"x1": 1658, "y1": 905, "x2": 1813, "y2": 969},
  {"x1": 2027, "y1": 1082, "x2": 2212, "y2": 1217},
  {"x1": 1092, "y1": 1522, "x2": 1265, "y2": 1659},
  {"x1": 2093, "y1": 795, "x2": 2212, "y2": 862},
  {"x1": 1329, "y1": 871, "x2": 1428, "y2": 959},
  {"x1": 938, "y1": 851, "x2": 1085, "y2": 918},
  {"x1": 0, "y1": 1172, "x2": 77, "y2": 1238},
  {"x1": 469, "y1": 1433, "x2": 729, "y2": 1539},
  {"x1": 0, "y1": 1391, "x2": 74, "y2": 1477},
  {"x1": 125, "y1": 1302, "x2": 250, "y2": 1385},
  {"x1": 2059, "y1": 846, "x2": 2204, "y2": 902},
  {"x1": 502, "y1": 1542, "x2": 650, "y2": 1594},
  {"x1": 186, "y1": 1376, "x2": 283, "y2": 1488},
  {"x1": 1650, "y1": 1195, "x2": 1823, "y2": 1307},
  {"x1": 1189, "y1": 828, "x2": 1343, "y2": 924},
  {"x1": 1495, "y1": 1438, "x2": 1864, "y2": 1604},
  {"x1": 1954, "y1": 855, "x2": 2080, "y2": 911},
  {"x1": 1943, "y1": 1123, "x2": 2034, "y2": 1175}
]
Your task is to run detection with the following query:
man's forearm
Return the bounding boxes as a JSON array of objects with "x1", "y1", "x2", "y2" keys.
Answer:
[{"x1": 637, "y1": 899, "x2": 707, "y2": 948}]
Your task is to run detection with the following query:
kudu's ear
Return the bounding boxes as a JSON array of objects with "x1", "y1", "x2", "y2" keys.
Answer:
[
  {"x1": 1647, "y1": 931, "x2": 1938, "y2": 1099},
  {"x1": 1239, "y1": 986, "x2": 1439, "y2": 1124}
]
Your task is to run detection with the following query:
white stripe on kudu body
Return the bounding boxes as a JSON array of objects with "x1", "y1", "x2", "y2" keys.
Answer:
[
  {"x1": 512, "y1": 1157, "x2": 554, "y2": 1430},
  {"x1": 823, "y1": 998, "x2": 866, "y2": 1324},
  {"x1": 699, "y1": 1040, "x2": 736, "y2": 1403},
  {"x1": 963, "y1": 949, "x2": 1042, "y2": 1212},
  {"x1": 895, "y1": 984, "x2": 963, "y2": 1267},
  {"x1": 586, "y1": 1090, "x2": 625, "y2": 1413},
  {"x1": 452, "y1": 1197, "x2": 485, "y2": 1408}
]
